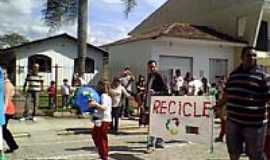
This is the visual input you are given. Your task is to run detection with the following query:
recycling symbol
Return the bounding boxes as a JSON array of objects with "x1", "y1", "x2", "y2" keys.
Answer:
[{"x1": 165, "y1": 118, "x2": 180, "y2": 135}]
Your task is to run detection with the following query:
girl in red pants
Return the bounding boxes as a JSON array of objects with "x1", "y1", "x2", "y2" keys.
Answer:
[{"x1": 89, "y1": 80, "x2": 112, "y2": 160}]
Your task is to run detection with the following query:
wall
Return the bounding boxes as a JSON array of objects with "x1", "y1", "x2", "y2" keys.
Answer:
[
  {"x1": 152, "y1": 38, "x2": 235, "y2": 80},
  {"x1": 14, "y1": 36, "x2": 104, "y2": 87},
  {"x1": 107, "y1": 37, "x2": 236, "y2": 85},
  {"x1": 106, "y1": 40, "x2": 152, "y2": 80}
]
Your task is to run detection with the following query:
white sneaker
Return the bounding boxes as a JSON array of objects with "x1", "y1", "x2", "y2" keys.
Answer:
[
  {"x1": 19, "y1": 117, "x2": 26, "y2": 121},
  {"x1": 32, "y1": 117, "x2": 37, "y2": 122}
]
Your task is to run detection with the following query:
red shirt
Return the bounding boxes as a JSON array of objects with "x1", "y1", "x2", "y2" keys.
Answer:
[{"x1": 48, "y1": 85, "x2": 56, "y2": 96}]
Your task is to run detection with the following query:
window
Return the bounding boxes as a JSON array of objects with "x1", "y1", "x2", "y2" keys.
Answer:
[
  {"x1": 159, "y1": 56, "x2": 193, "y2": 84},
  {"x1": 256, "y1": 21, "x2": 268, "y2": 51},
  {"x1": 28, "y1": 55, "x2": 52, "y2": 73},
  {"x1": 74, "y1": 57, "x2": 95, "y2": 73},
  {"x1": 209, "y1": 58, "x2": 228, "y2": 83},
  {"x1": 237, "y1": 17, "x2": 247, "y2": 37}
]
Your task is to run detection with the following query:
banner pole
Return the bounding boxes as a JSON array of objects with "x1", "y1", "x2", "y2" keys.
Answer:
[
  {"x1": 209, "y1": 96, "x2": 215, "y2": 154},
  {"x1": 146, "y1": 96, "x2": 152, "y2": 153}
]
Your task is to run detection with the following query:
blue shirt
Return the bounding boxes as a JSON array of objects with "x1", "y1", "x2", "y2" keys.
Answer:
[{"x1": 0, "y1": 67, "x2": 5, "y2": 125}]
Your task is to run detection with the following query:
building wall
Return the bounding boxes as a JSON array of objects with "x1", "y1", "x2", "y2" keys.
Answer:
[
  {"x1": 14, "y1": 36, "x2": 104, "y2": 87},
  {"x1": 152, "y1": 38, "x2": 235, "y2": 81},
  {"x1": 130, "y1": 0, "x2": 263, "y2": 46},
  {"x1": 106, "y1": 40, "x2": 152, "y2": 80},
  {"x1": 106, "y1": 38, "x2": 236, "y2": 85}
]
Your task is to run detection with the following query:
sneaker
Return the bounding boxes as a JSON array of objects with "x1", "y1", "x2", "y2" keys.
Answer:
[
  {"x1": 156, "y1": 144, "x2": 165, "y2": 149},
  {"x1": 214, "y1": 137, "x2": 223, "y2": 142},
  {"x1": 19, "y1": 117, "x2": 26, "y2": 121},
  {"x1": 5, "y1": 146, "x2": 18, "y2": 154},
  {"x1": 32, "y1": 117, "x2": 37, "y2": 122},
  {"x1": 145, "y1": 147, "x2": 154, "y2": 154}
]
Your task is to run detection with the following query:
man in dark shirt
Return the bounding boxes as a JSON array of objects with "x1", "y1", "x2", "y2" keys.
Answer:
[
  {"x1": 214, "y1": 46, "x2": 270, "y2": 160},
  {"x1": 146, "y1": 60, "x2": 168, "y2": 151}
]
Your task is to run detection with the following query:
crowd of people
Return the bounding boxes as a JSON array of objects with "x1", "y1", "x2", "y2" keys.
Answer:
[{"x1": 0, "y1": 46, "x2": 269, "y2": 160}]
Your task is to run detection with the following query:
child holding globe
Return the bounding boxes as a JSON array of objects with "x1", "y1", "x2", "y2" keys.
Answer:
[{"x1": 89, "y1": 80, "x2": 112, "y2": 160}]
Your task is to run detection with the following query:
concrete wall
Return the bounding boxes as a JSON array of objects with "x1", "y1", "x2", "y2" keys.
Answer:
[
  {"x1": 152, "y1": 38, "x2": 235, "y2": 80},
  {"x1": 106, "y1": 38, "x2": 236, "y2": 84},
  {"x1": 106, "y1": 40, "x2": 152, "y2": 80},
  {"x1": 14, "y1": 36, "x2": 104, "y2": 87}
]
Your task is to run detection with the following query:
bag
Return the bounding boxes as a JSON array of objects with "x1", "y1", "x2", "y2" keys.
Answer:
[{"x1": 6, "y1": 100, "x2": 16, "y2": 115}]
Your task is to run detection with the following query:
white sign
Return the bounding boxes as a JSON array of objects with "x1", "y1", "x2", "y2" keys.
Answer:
[{"x1": 149, "y1": 96, "x2": 215, "y2": 144}]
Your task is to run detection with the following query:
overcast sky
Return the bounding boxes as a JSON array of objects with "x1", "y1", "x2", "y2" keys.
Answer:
[{"x1": 0, "y1": 0, "x2": 167, "y2": 46}]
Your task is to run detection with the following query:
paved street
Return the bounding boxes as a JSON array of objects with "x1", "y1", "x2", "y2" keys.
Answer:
[{"x1": 4, "y1": 117, "x2": 248, "y2": 160}]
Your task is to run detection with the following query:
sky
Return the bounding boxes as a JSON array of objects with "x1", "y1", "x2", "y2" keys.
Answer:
[{"x1": 0, "y1": 0, "x2": 167, "y2": 46}]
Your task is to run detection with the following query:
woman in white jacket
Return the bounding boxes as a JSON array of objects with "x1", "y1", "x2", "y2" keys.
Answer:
[{"x1": 110, "y1": 78, "x2": 131, "y2": 134}]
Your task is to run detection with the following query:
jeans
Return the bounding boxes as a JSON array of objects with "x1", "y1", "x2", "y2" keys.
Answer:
[
  {"x1": 3, "y1": 114, "x2": 18, "y2": 150},
  {"x1": 120, "y1": 97, "x2": 130, "y2": 117},
  {"x1": 226, "y1": 120, "x2": 267, "y2": 160},
  {"x1": 48, "y1": 96, "x2": 55, "y2": 110},
  {"x1": 62, "y1": 95, "x2": 69, "y2": 108},
  {"x1": 264, "y1": 135, "x2": 270, "y2": 160},
  {"x1": 111, "y1": 107, "x2": 121, "y2": 133},
  {"x1": 24, "y1": 91, "x2": 40, "y2": 118}
]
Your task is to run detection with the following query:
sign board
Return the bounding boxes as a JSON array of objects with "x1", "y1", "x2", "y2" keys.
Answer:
[{"x1": 149, "y1": 96, "x2": 215, "y2": 144}]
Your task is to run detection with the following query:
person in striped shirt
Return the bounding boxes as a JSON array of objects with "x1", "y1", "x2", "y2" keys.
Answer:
[
  {"x1": 214, "y1": 46, "x2": 270, "y2": 160},
  {"x1": 22, "y1": 63, "x2": 43, "y2": 121}
]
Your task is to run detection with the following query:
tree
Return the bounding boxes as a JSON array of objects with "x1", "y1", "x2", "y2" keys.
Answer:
[
  {"x1": 0, "y1": 0, "x2": 137, "y2": 74},
  {"x1": 0, "y1": 33, "x2": 29, "y2": 49},
  {"x1": 43, "y1": 0, "x2": 86, "y2": 75},
  {"x1": 122, "y1": 0, "x2": 137, "y2": 17},
  {"x1": 43, "y1": 0, "x2": 137, "y2": 76}
]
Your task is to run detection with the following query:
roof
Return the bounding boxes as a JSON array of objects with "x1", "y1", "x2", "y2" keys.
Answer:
[
  {"x1": 2, "y1": 33, "x2": 108, "y2": 56},
  {"x1": 103, "y1": 23, "x2": 247, "y2": 47}
]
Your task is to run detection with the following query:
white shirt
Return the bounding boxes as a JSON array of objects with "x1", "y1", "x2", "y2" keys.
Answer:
[
  {"x1": 111, "y1": 85, "x2": 130, "y2": 107},
  {"x1": 119, "y1": 75, "x2": 132, "y2": 92},
  {"x1": 189, "y1": 79, "x2": 203, "y2": 95},
  {"x1": 61, "y1": 84, "x2": 70, "y2": 95},
  {"x1": 95, "y1": 93, "x2": 112, "y2": 122},
  {"x1": 172, "y1": 76, "x2": 184, "y2": 91}
]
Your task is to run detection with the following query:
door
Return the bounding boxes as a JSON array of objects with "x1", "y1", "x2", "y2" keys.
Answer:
[
  {"x1": 209, "y1": 58, "x2": 228, "y2": 83},
  {"x1": 159, "y1": 55, "x2": 193, "y2": 91}
]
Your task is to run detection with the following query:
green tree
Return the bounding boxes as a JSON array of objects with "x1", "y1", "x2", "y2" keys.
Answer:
[
  {"x1": 43, "y1": 0, "x2": 136, "y2": 76},
  {"x1": 0, "y1": 0, "x2": 137, "y2": 75},
  {"x1": 122, "y1": 0, "x2": 137, "y2": 17},
  {"x1": 0, "y1": 33, "x2": 29, "y2": 49}
]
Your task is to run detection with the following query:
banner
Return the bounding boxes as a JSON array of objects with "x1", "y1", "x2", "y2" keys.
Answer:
[{"x1": 149, "y1": 96, "x2": 215, "y2": 144}]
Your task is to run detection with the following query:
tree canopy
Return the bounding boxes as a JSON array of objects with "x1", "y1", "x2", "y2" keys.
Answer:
[
  {"x1": 0, "y1": 33, "x2": 29, "y2": 49},
  {"x1": 42, "y1": 0, "x2": 137, "y2": 31}
]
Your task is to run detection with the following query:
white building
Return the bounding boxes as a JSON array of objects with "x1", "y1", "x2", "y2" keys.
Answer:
[
  {"x1": 0, "y1": 33, "x2": 108, "y2": 88},
  {"x1": 104, "y1": 0, "x2": 270, "y2": 83},
  {"x1": 103, "y1": 23, "x2": 246, "y2": 83}
]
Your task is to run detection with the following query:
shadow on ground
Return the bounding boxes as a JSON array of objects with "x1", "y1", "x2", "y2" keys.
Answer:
[
  {"x1": 110, "y1": 153, "x2": 145, "y2": 160},
  {"x1": 65, "y1": 145, "x2": 146, "y2": 154},
  {"x1": 64, "y1": 127, "x2": 147, "y2": 135},
  {"x1": 65, "y1": 127, "x2": 91, "y2": 134},
  {"x1": 127, "y1": 140, "x2": 188, "y2": 145}
]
